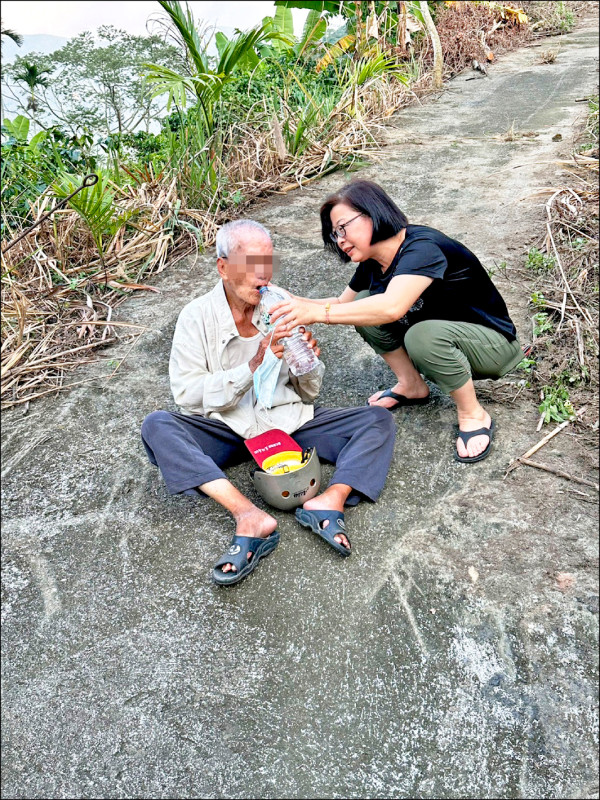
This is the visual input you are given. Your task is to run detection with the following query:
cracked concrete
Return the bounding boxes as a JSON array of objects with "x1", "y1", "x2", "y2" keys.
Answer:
[{"x1": 2, "y1": 14, "x2": 598, "y2": 800}]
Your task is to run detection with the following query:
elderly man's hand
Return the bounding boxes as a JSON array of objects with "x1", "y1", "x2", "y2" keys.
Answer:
[
  {"x1": 249, "y1": 327, "x2": 286, "y2": 373},
  {"x1": 298, "y1": 327, "x2": 321, "y2": 359}
]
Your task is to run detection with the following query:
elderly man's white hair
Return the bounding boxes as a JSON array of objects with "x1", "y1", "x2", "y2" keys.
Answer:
[{"x1": 216, "y1": 219, "x2": 272, "y2": 259}]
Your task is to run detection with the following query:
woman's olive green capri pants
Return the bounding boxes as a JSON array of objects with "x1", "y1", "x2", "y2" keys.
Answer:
[{"x1": 353, "y1": 290, "x2": 523, "y2": 394}]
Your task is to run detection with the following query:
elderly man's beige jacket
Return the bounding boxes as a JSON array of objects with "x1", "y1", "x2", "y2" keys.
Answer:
[{"x1": 169, "y1": 280, "x2": 325, "y2": 439}]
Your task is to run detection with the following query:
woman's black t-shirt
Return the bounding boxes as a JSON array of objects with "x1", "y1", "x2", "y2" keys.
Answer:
[{"x1": 348, "y1": 224, "x2": 517, "y2": 342}]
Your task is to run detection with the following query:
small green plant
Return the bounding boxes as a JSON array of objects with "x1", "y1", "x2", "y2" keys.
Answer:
[
  {"x1": 533, "y1": 312, "x2": 554, "y2": 337},
  {"x1": 530, "y1": 291, "x2": 547, "y2": 308},
  {"x1": 526, "y1": 247, "x2": 555, "y2": 272},
  {"x1": 558, "y1": 9, "x2": 575, "y2": 33},
  {"x1": 539, "y1": 384, "x2": 575, "y2": 425},
  {"x1": 517, "y1": 357, "x2": 537, "y2": 374},
  {"x1": 559, "y1": 367, "x2": 585, "y2": 387},
  {"x1": 571, "y1": 236, "x2": 586, "y2": 251},
  {"x1": 487, "y1": 260, "x2": 507, "y2": 278}
]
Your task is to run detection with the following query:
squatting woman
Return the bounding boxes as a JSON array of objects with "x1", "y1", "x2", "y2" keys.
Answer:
[{"x1": 269, "y1": 180, "x2": 524, "y2": 463}]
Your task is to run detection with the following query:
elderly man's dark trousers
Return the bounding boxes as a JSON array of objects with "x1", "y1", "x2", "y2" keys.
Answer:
[{"x1": 141, "y1": 405, "x2": 395, "y2": 506}]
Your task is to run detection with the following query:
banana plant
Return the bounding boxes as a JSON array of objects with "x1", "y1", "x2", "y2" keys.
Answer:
[
  {"x1": 277, "y1": 0, "x2": 427, "y2": 58},
  {"x1": 216, "y1": 6, "x2": 323, "y2": 63},
  {"x1": 260, "y1": 5, "x2": 295, "y2": 57}
]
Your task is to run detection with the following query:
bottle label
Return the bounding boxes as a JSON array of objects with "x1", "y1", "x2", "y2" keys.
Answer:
[{"x1": 259, "y1": 308, "x2": 273, "y2": 329}]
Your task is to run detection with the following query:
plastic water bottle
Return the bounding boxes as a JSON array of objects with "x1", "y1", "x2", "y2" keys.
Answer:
[{"x1": 258, "y1": 286, "x2": 321, "y2": 376}]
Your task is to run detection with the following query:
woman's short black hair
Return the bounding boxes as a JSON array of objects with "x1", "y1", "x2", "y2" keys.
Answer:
[{"x1": 320, "y1": 180, "x2": 409, "y2": 262}]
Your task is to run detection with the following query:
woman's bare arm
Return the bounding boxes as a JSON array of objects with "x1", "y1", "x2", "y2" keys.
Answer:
[
  {"x1": 270, "y1": 275, "x2": 432, "y2": 328},
  {"x1": 285, "y1": 285, "x2": 357, "y2": 306}
]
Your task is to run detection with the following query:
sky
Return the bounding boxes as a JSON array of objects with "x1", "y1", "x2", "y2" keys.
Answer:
[{"x1": 1, "y1": 1, "x2": 309, "y2": 38}]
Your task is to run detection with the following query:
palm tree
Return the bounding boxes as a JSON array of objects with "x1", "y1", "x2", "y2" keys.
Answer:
[
  {"x1": 13, "y1": 60, "x2": 52, "y2": 112},
  {"x1": 1, "y1": 21, "x2": 23, "y2": 120},
  {"x1": 1, "y1": 21, "x2": 23, "y2": 55},
  {"x1": 12, "y1": 59, "x2": 53, "y2": 133}
]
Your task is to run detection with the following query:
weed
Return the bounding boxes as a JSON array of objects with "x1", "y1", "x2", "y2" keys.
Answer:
[
  {"x1": 533, "y1": 312, "x2": 554, "y2": 336},
  {"x1": 539, "y1": 383, "x2": 575, "y2": 424},
  {"x1": 487, "y1": 260, "x2": 507, "y2": 278},
  {"x1": 526, "y1": 247, "x2": 556, "y2": 272},
  {"x1": 517, "y1": 357, "x2": 537, "y2": 374},
  {"x1": 538, "y1": 49, "x2": 558, "y2": 64},
  {"x1": 586, "y1": 96, "x2": 599, "y2": 143},
  {"x1": 570, "y1": 236, "x2": 587, "y2": 251},
  {"x1": 558, "y1": 9, "x2": 575, "y2": 33},
  {"x1": 530, "y1": 291, "x2": 546, "y2": 308}
]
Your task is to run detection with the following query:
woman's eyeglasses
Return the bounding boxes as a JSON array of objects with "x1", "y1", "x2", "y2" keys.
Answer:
[{"x1": 329, "y1": 213, "x2": 363, "y2": 242}]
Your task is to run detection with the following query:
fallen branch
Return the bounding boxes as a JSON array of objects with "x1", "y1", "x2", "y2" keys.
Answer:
[
  {"x1": 505, "y1": 406, "x2": 586, "y2": 475},
  {"x1": 518, "y1": 457, "x2": 599, "y2": 491}
]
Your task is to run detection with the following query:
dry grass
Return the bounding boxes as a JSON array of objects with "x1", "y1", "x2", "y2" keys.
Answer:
[
  {"x1": 1, "y1": 176, "x2": 202, "y2": 409},
  {"x1": 538, "y1": 47, "x2": 559, "y2": 64},
  {"x1": 418, "y1": 2, "x2": 531, "y2": 78},
  {"x1": 518, "y1": 0, "x2": 589, "y2": 36},
  {"x1": 516, "y1": 148, "x2": 599, "y2": 425}
]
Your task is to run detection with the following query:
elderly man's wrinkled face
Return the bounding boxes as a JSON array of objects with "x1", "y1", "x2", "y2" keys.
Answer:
[{"x1": 218, "y1": 233, "x2": 280, "y2": 307}]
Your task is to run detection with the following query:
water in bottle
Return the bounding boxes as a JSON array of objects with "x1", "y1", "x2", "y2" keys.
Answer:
[{"x1": 258, "y1": 286, "x2": 321, "y2": 376}]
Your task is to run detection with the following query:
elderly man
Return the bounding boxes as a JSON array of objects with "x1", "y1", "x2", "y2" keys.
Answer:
[{"x1": 141, "y1": 219, "x2": 395, "y2": 586}]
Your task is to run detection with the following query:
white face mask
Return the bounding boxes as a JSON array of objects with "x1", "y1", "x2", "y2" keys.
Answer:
[{"x1": 253, "y1": 343, "x2": 282, "y2": 409}]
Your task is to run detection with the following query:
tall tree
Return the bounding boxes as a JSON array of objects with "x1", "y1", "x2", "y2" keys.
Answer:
[
  {"x1": 50, "y1": 26, "x2": 182, "y2": 134},
  {"x1": 2, "y1": 27, "x2": 181, "y2": 136},
  {"x1": 419, "y1": 1, "x2": 443, "y2": 89},
  {"x1": 12, "y1": 59, "x2": 53, "y2": 131},
  {"x1": 1, "y1": 20, "x2": 23, "y2": 55}
]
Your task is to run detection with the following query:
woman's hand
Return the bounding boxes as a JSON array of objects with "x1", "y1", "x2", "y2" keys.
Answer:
[{"x1": 269, "y1": 298, "x2": 321, "y2": 329}]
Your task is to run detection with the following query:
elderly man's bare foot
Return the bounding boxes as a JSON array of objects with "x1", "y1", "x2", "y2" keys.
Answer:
[
  {"x1": 220, "y1": 509, "x2": 278, "y2": 573},
  {"x1": 302, "y1": 495, "x2": 350, "y2": 551}
]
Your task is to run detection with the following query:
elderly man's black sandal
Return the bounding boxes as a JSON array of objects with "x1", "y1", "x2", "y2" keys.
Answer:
[
  {"x1": 454, "y1": 420, "x2": 496, "y2": 464},
  {"x1": 295, "y1": 509, "x2": 351, "y2": 556},
  {"x1": 367, "y1": 388, "x2": 430, "y2": 410},
  {"x1": 212, "y1": 530, "x2": 280, "y2": 585}
]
